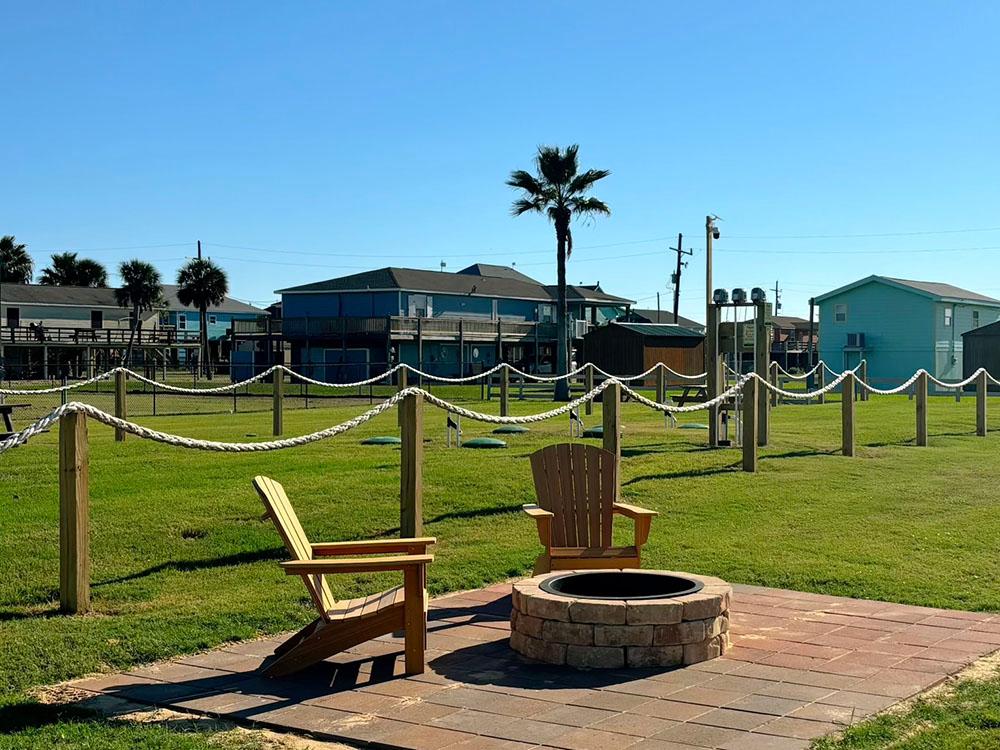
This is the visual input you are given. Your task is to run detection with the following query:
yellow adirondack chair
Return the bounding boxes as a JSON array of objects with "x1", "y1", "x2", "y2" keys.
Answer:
[
  {"x1": 253, "y1": 476, "x2": 435, "y2": 677},
  {"x1": 523, "y1": 444, "x2": 657, "y2": 574}
]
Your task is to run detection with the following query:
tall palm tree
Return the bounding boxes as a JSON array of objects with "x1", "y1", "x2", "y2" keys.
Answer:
[
  {"x1": 176, "y1": 258, "x2": 228, "y2": 379},
  {"x1": 39, "y1": 252, "x2": 109, "y2": 287},
  {"x1": 115, "y1": 260, "x2": 163, "y2": 365},
  {"x1": 0, "y1": 235, "x2": 33, "y2": 284},
  {"x1": 507, "y1": 145, "x2": 610, "y2": 400}
]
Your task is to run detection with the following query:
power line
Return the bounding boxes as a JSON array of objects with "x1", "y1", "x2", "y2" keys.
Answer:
[
  {"x1": 715, "y1": 245, "x2": 1000, "y2": 256},
  {"x1": 727, "y1": 225, "x2": 1000, "y2": 240}
]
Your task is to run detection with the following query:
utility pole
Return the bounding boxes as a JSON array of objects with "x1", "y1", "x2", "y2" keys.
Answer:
[
  {"x1": 656, "y1": 292, "x2": 661, "y2": 321},
  {"x1": 705, "y1": 216, "x2": 720, "y2": 447},
  {"x1": 197, "y1": 240, "x2": 202, "y2": 260},
  {"x1": 671, "y1": 233, "x2": 692, "y2": 324},
  {"x1": 772, "y1": 281, "x2": 781, "y2": 315}
]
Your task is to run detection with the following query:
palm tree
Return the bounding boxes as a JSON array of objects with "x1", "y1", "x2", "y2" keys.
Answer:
[
  {"x1": 39, "y1": 252, "x2": 108, "y2": 287},
  {"x1": 0, "y1": 236, "x2": 33, "y2": 284},
  {"x1": 176, "y1": 258, "x2": 228, "y2": 379},
  {"x1": 507, "y1": 145, "x2": 611, "y2": 400},
  {"x1": 115, "y1": 260, "x2": 163, "y2": 365}
]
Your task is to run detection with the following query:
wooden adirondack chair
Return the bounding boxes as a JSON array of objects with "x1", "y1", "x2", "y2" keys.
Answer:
[
  {"x1": 253, "y1": 476, "x2": 435, "y2": 677},
  {"x1": 524, "y1": 444, "x2": 658, "y2": 574}
]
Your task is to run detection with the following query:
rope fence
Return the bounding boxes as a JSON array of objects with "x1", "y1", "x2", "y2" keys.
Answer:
[{"x1": 9, "y1": 363, "x2": 997, "y2": 615}]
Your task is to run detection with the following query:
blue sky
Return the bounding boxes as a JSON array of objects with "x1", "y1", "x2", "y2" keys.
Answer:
[{"x1": 4, "y1": 2, "x2": 999, "y2": 320}]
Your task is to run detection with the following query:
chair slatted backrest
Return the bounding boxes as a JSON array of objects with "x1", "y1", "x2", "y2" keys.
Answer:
[
  {"x1": 253, "y1": 475, "x2": 336, "y2": 617},
  {"x1": 529, "y1": 444, "x2": 616, "y2": 548}
]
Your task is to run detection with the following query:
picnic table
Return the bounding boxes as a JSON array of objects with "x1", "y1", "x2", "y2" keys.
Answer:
[
  {"x1": 0, "y1": 403, "x2": 30, "y2": 439},
  {"x1": 674, "y1": 385, "x2": 708, "y2": 406}
]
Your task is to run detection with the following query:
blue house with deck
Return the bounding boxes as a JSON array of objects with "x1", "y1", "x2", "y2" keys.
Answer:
[
  {"x1": 816, "y1": 276, "x2": 1000, "y2": 389},
  {"x1": 274, "y1": 264, "x2": 634, "y2": 381}
]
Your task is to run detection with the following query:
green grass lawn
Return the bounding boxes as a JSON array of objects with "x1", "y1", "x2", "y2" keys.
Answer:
[{"x1": 2, "y1": 390, "x2": 1000, "y2": 747}]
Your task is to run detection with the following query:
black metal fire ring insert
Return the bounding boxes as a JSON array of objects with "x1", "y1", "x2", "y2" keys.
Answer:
[{"x1": 539, "y1": 571, "x2": 704, "y2": 601}]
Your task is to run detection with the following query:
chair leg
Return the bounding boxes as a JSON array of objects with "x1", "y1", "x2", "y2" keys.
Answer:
[
  {"x1": 532, "y1": 553, "x2": 551, "y2": 575},
  {"x1": 273, "y1": 617, "x2": 322, "y2": 657},
  {"x1": 403, "y1": 565, "x2": 426, "y2": 675}
]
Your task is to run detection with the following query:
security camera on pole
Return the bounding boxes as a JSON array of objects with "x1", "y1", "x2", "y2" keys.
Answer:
[{"x1": 705, "y1": 216, "x2": 722, "y2": 447}]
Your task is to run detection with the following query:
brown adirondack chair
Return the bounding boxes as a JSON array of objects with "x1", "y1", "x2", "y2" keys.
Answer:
[
  {"x1": 524, "y1": 444, "x2": 657, "y2": 574},
  {"x1": 253, "y1": 476, "x2": 435, "y2": 677}
]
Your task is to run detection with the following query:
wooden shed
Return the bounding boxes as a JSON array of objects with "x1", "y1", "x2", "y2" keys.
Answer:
[
  {"x1": 962, "y1": 321, "x2": 1000, "y2": 387},
  {"x1": 582, "y1": 322, "x2": 705, "y2": 383}
]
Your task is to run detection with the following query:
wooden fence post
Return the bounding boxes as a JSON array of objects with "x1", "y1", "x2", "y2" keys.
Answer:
[
  {"x1": 859, "y1": 360, "x2": 869, "y2": 402},
  {"x1": 603, "y1": 381, "x2": 621, "y2": 496},
  {"x1": 398, "y1": 365, "x2": 408, "y2": 392},
  {"x1": 842, "y1": 372, "x2": 855, "y2": 457},
  {"x1": 59, "y1": 411, "x2": 90, "y2": 614},
  {"x1": 500, "y1": 365, "x2": 509, "y2": 417},
  {"x1": 742, "y1": 376, "x2": 758, "y2": 472},
  {"x1": 916, "y1": 371, "x2": 928, "y2": 446},
  {"x1": 655, "y1": 364, "x2": 666, "y2": 404},
  {"x1": 817, "y1": 365, "x2": 826, "y2": 405},
  {"x1": 272, "y1": 368, "x2": 284, "y2": 436},
  {"x1": 977, "y1": 370, "x2": 988, "y2": 437},
  {"x1": 585, "y1": 364, "x2": 594, "y2": 416},
  {"x1": 769, "y1": 362, "x2": 778, "y2": 406},
  {"x1": 114, "y1": 369, "x2": 127, "y2": 442},
  {"x1": 399, "y1": 392, "x2": 423, "y2": 537}
]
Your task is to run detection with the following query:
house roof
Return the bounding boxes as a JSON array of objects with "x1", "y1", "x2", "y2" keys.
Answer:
[
  {"x1": 0, "y1": 283, "x2": 267, "y2": 316},
  {"x1": 772, "y1": 315, "x2": 810, "y2": 328},
  {"x1": 962, "y1": 320, "x2": 1000, "y2": 338},
  {"x1": 457, "y1": 264, "x2": 539, "y2": 283},
  {"x1": 628, "y1": 308, "x2": 705, "y2": 330},
  {"x1": 815, "y1": 275, "x2": 1000, "y2": 306},
  {"x1": 160, "y1": 285, "x2": 267, "y2": 315},
  {"x1": 277, "y1": 266, "x2": 635, "y2": 305},
  {"x1": 1, "y1": 283, "x2": 127, "y2": 309},
  {"x1": 608, "y1": 322, "x2": 705, "y2": 338}
]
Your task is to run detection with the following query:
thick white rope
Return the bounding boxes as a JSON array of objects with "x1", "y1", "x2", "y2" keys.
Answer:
[
  {"x1": 773, "y1": 361, "x2": 825, "y2": 380},
  {"x1": 757, "y1": 370, "x2": 852, "y2": 399},
  {"x1": 0, "y1": 368, "x2": 119, "y2": 396},
  {"x1": 0, "y1": 392, "x2": 408, "y2": 454}
]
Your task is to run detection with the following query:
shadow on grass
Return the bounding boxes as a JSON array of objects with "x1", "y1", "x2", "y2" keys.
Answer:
[
  {"x1": 93, "y1": 546, "x2": 287, "y2": 588},
  {"x1": 0, "y1": 698, "x2": 95, "y2": 733},
  {"x1": 377, "y1": 503, "x2": 524, "y2": 536},
  {"x1": 623, "y1": 464, "x2": 739, "y2": 485}
]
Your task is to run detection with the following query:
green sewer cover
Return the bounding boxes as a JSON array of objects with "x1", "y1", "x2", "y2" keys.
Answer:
[
  {"x1": 493, "y1": 425, "x2": 529, "y2": 434},
  {"x1": 361, "y1": 436, "x2": 402, "y2": 445},
  {"x1": 463, "y1": 437, "x2": 507, "y2": 449},
  {"x1": 679, "y1": 424, "x2": 709, "y2": 430},
  {"x1": 581, "y1": 425, "x2": 625, "y2": 438}
]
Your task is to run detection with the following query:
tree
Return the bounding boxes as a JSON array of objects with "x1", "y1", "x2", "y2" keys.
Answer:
[
  {"x1": 115, "y1": 260, "x2": 163, "y2": 366},
  {"x1": 39, "y1": 252, "x2": 109, "y2": 287},
  {"x1": 507, "y1": 145, "x2": 610, "y2": 400},
  {"x1": 175, "y1": 258, "x2": 228, "y2": 379},
  {"x1": 0, "y1": 235, "x2": 33, "y2": 284}
]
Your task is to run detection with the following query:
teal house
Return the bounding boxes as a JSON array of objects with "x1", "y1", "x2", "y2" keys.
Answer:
[
  {"x1": 159, "y1": 285, "x2": 267, "y2": 367},
  {"x1": 816, "y1": 276, "x2": 1000, "y2": 389}
]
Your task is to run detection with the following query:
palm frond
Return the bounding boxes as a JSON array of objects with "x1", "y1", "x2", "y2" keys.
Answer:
[
  {"x1": 536, "y1": 144, "x2": 579, "y2": 188},
  {"x1": 176, "y1": 258, "x2": 229, "y2": 309},
  {"x1": 511, "y1": 197, "x2": 546, "y2": 216},
  {"x1": 569, "y1": 196, "x2": 611, "y2": 217},
  {"x1": 567, "y1": 169, "x2": 611, "y2": 196},
  {"x1": 505, "y1": 170, "x2": 544, "y2": 195}
]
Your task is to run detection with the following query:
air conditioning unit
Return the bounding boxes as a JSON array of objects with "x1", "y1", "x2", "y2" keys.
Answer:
[
  {"x1": 846, "y1": 332, "x2": 866, "y2": 348},
  {"x1": 574, "y1": 320, "x2": 590, "y2": 338}
]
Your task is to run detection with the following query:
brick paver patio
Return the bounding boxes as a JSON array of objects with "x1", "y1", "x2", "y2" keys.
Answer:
[{"x1": 71, "y1": 583, "x2": 1000, "y2": 749}]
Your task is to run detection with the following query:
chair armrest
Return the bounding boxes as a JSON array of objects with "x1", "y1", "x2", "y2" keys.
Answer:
[
  {"x1": 522, "y1": 504, "x2": 554, "y2": 519},
  {"x1": 523, "y1": 504, "x2": 554, "y2": 548},
  {"x1": 312, "y1": 538, "x2": 436, "y2": 556},
  {"x1": 281, "y1": 554, "x2": 433, "y2": 575},
  {"x1": 613, "y1": 503, "x2": 657, "y2": 548},
  {"x1": 613, "y1": 503, "x2": 659, "y2": 519}
]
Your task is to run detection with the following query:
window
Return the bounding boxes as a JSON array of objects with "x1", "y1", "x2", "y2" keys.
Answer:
[
  {"x1": 90, "y1": 310, "x2": 103, "y2": 329},
  {"x1": 943, "y1": 307, "x2": 953, "y2": 327},
  {"x1": 834, "y1": 304, "x2": 847, "y2": 323},
  {"x1": 973, "y1": 310, "x2": 980, "y2": 329},
  {"x1": 208, "y1": 315, "x2": 217, "y2": 325},
  {"x1": 178, "y1": 314, "x2": 187, "y2": 330},
  {"x1": 538, "y1": 304, "x2": 554, "y2": 323},
  {"x1": 6, "y1": 307, "x2": 20, "y2": 327}
]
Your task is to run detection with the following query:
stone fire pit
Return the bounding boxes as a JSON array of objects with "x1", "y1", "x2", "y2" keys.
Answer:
[{"x1": 510, "y1": 570, "x2": 731, "y2": 669}]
